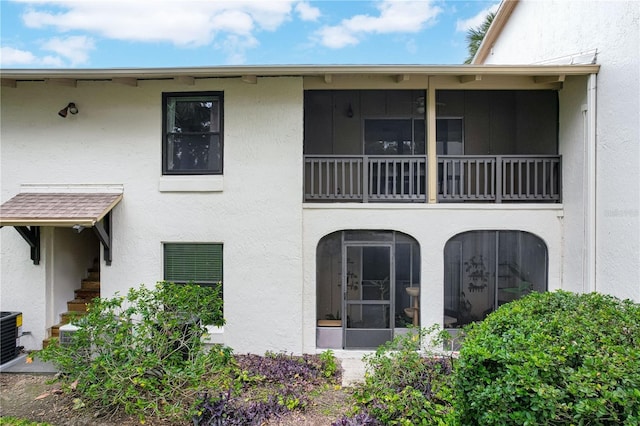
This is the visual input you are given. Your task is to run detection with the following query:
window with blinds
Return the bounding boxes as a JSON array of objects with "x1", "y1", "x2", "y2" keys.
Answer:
[{"x1": 164, "y1": 243, "x2": 223, "y2": 287}]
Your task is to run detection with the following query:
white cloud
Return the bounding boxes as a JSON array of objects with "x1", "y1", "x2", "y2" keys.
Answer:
[
  {"x1": 41, "y1": 35, "x2": 95, "y2": 66},
  {"x1": 0, "y1": 46, "x2": 66, "y2": 67},
  {"x1": 455, "y1": 3, "x2": 499, "y2": 33},
  {"x1": 216, "y1": 34, "x2": 259, "y2": 65},
  {"x1": 40, "y1": 55, "x2": 64, "y2": 67},
  {"x1": 317, "y1": 25, "x2": 359, "y2": 49},
  {"x1": 15, "y1": 0, "x2": 308, "y2": 64},
  {"x1": 1, "y1": 33, "x2": 94, "y2": 67},
  {"x1": 0, "y1": 46, "x2": 37, "y2": 65},
  {"x1": 295, "y1": 2, "x2": 320, "y2": 21},
  {"x1": 20, "y1": 1, "x2": 297, "y2": 46},
  {"x1": 316, "y1": 0, "x2": 442, "y2": 49}
]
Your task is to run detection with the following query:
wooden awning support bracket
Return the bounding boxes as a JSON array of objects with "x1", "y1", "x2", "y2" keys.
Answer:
[
  {"x1": 14, "y1": 226, "x2": 41, "y2": 265},
  {"x1": 1, "y1": 213, "x2": 113, "y2": 266},
  {"x1": 93, "y1": 210, "x2": 113, "y2": 266}
]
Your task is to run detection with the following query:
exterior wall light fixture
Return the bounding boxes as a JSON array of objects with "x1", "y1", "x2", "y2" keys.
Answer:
[
  {"x1": 58, "y1": 102, "x2": 78, "y2": 118},
  {"x1": 346, "y1": 103, "x2": 354, "y2": 118}
]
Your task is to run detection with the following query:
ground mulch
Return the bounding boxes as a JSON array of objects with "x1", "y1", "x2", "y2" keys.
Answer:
[{"x1": 0, "y1": 373, "x2": 350, "y2": 425}]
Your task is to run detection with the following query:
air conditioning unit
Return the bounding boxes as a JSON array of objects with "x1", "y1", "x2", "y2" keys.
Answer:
[
  {"x1": 59, "y1": 323, "x2": 80, "y2": 346},
  {"x1": 0, "y1": 311, "x2": 22, "y2": 364}
]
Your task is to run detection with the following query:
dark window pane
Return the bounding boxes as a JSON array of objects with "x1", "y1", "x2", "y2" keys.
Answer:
[
  {"x1": 365, "y1": 119, "x2": 412, "y2": 155},
  {"x1": 436, "y1": 118, "x2": 464, "y2": 155},
  {"x1": 163, "y1": 92, "x2": 222, "y2": 174},
  {"x1": 413, "y1": 119, "x2": 426, "y2": 155},
  {"x1": 168, "y1": 99, "x2": 215, "y2": 133},
  {"x1": 166, "y1": 134, "x2": 221, "y2": 173}
]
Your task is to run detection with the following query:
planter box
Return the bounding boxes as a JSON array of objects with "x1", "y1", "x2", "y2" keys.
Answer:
[
  {"x1": 316, "y1": 326, "x2": 342, "y2": 349},
  {"x1": 317, "y1": 319, "x2": 341, "y2": 327}
]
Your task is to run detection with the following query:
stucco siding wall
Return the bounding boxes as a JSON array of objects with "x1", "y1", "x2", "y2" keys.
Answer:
[
  {"x1": 0, "y1": 230, "x2": 48, "y2": 349},
  {"x1": 485, "y1": 0, "x2": 640, "y2": 301},
  {"x1": 1, "y1": 77, "x2": 304, "y2": 352},
  {"x1": 302, "y1": 205, "x2": 563, "y2": 353},
  {"x1": 557, "y1": 76, "x2": 588, "y2": 294}
]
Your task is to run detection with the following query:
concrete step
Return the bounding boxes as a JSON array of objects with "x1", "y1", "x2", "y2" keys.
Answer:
[
  {"x1": 86, "y1": 271, "x2": 100, "y2": 281},
  {"x1": 74, "y1": 289, "x2": 100, "y2": 300},
  {"x1": 61, "y1": 311, "x2": 87, "y2": 324},
  {"x1": 339, "y1": 357, "x2": 367, "y2": 387},
  {"x1": 81, "y1": 280, "x2": 100, "y2": 290},
  {"x1": 50, "y1": 324, "x2": 61, "y2": 337},
  {"x1": 67, "y1": 299, "x2": 91, "y2": 312}
]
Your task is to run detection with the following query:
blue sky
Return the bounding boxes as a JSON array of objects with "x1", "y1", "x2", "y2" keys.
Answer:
[{"x1": 0, "y1": 0, "x2": 499, "y2": 68}]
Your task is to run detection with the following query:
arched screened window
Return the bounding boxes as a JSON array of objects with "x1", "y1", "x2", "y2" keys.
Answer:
[{"x1": 443, "y1": 231, "x2": 547, "y2": 328}]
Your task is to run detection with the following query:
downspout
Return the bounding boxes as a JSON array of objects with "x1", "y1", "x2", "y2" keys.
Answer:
[{"x1": 586, "y1": 73, "x2": 597, "y2": 293}]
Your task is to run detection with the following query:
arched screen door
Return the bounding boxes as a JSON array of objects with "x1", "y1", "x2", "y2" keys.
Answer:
[{"x1": 343, "y1": 243, "x2": 394, "y2": 349}]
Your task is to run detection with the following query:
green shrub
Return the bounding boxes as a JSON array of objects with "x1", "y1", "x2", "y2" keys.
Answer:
[
  {"x1": 38, "y1": 282, "x2": 230, "y2": 421},
  {"x1": 320, "y1": 349, "x2": 339, "y2": 379},
  {"x1": 350, "y1": 326, "x2": 456, "y2": 425},
  {"x1": 455, "y1": 291, "x2": 640, "y2": 425},
  {"x1": 0, "y1": 418, "x2": 53, "y2": 426}
]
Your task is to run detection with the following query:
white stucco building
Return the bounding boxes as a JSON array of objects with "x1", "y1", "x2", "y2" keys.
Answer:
[
  {"x1": 1, "y1": 1, "x2": 637, "y2": 355},
  {"x1": 474, "y1": 0, "x2": 639, "y2": 306}
]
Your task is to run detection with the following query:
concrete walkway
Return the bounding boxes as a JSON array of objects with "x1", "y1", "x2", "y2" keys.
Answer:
[
  {"x1": 1, "y1": 350, "x2": 368, "y2": 386},
  {"x1": 0, "y1": 353, "x2": 57, "y2": 374},
  {"x1": 330, "y1": 350, "x2": 370, "y2": 387}
]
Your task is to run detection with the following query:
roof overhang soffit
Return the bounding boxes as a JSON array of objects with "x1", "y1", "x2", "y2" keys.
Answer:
[
  {"x1": 0, "y1": 64, "x2": 599, "y2": 89},
  {"x1": 0, "y1": 212, "x2": 113, "y2": 266}
]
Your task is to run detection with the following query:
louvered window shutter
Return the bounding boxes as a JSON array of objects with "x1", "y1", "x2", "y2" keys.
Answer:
[{"x1": 164, "y1": 243, "x2": 222, "y2": 287}]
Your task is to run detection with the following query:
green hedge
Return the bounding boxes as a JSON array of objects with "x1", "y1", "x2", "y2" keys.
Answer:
[{"x1": 455, "y1": 291, "x2": 640, "y2": 425}]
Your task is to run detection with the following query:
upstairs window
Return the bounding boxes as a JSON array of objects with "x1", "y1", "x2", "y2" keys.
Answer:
[{"x1": 163, "y1": 92, "x2": 223, "y2": 175}]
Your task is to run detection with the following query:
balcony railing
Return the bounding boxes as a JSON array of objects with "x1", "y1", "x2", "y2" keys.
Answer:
[
  {"x1": 304, "y1": 155, "x2": 561, "y2": 203},
  {"x1": 304, "y1": 155, "x2": 427, "y2": 202},
  {"x1": 438, "y1": 155, "x2": 561, "y2": 203}
]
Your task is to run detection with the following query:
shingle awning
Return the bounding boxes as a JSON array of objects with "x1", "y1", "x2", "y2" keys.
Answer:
[
  {"x1": 0, "y1": 186, "x2": 123, "y2": 265},
  {"x1": 0, "y1": 192, "x2": 122, "y2": 227}
]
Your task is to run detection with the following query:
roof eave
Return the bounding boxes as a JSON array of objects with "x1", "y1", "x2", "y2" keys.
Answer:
[
  {"x1": 0, "y1": 63, "x2": 599, "y2": 83},
  {"x1": 0, "y1": 219, "x2": 98, "y2": 227}
]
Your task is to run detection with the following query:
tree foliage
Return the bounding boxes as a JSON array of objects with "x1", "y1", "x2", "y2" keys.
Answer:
[
  {"x1": 348, "y1": 327, "x2": 457, "y2": 425},
  {"x1": 464, "y1": 12, "x2": 495, "y2": 64},
  {"x1": 38, "y1": 282, "x2": 228, "y2": 421}
]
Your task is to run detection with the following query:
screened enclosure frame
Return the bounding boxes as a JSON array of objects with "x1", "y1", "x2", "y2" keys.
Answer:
[
  {"x1": 316, "y1": 230, "x2": 421, "y2": 349},
  {"x1": 443, "y1": 230, "x2": 548, "y2": 329}
]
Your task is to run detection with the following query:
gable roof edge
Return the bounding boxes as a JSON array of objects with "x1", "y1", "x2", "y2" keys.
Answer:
[{"x1": 472, "y1": 0, "x2": 519, "y2": 65}]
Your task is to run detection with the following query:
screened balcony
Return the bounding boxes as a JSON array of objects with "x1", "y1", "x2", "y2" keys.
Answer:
[{"x1": 304, "y1": 89, "x2": 561, "y2": 204}]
